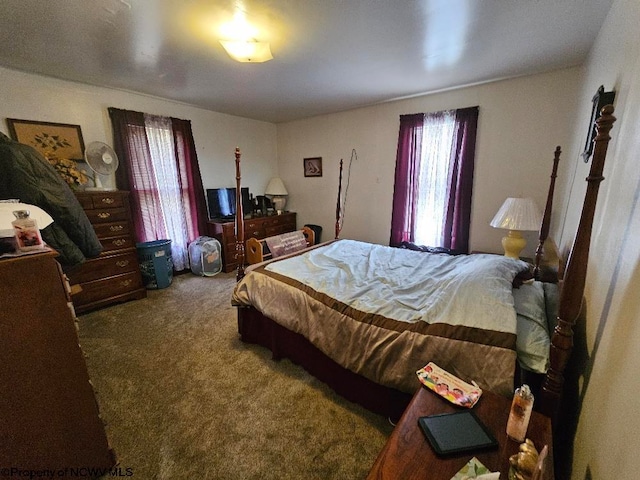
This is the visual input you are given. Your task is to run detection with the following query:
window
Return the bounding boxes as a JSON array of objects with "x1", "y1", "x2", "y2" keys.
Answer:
[
  {"x1": 390, "y1": 106, "x2": 478, "y2": 253},
  {"x1": 108, "y1": 108, "x2": 208, "y2": 271}
]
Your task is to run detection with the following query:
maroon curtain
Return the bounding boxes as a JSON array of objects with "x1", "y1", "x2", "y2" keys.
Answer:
[
  {"x1": 108, "y1": 108, "x2": 151, "y2": 242},
  {"x1": 443, "y1": 106, "x2": 479, "y2": 253},
  {"x1": 170, "y1": 117, "x2": 208, "y2": 239},
  {"x1": 389, "y1": 113, "x2": 424, "y2": 247},
  {"x1": 389, "y1": 107, "x2": 478, "y2": 252}
]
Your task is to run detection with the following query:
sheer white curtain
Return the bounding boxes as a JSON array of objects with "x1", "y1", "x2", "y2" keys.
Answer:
[
  {"x1": 413, "y1": 110, "x2": 456, "y2": 246},
  {"x1": 143, "y1": 114, "x2": 191, "y2": 270}
]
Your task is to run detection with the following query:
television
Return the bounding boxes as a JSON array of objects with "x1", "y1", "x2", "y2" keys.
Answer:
[{"x1": 206, "y1": 187, "x2": 251, "y2": 220}]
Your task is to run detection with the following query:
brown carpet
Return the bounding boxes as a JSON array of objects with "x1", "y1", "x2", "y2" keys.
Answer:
[{"x1": 78, "y1": 272, "x2": 393, "y2": 479}]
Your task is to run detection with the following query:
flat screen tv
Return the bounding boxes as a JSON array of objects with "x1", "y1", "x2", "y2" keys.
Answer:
[{"x1": 206, "y1": 187, "x2": 251, "y2": 220}]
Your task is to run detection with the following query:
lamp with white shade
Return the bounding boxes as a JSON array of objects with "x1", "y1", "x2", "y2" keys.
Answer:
[
  {"x1": 490, "y1": 197, "x2": 542, "y2": 259},
  {"x1": 265, "y1": 177, "x2": 288, "y2": 214}
]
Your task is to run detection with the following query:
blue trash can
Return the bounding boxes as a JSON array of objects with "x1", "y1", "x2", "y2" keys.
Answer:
[{"x1": 136, "y1": 239, "x2": 173, "y2": 289}]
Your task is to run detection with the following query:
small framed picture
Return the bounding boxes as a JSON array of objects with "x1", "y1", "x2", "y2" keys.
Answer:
[
  {"x1": 6, "y1": 118, "x2": 85, "y2": 162},
  {"x1": 304, "y1": 157, "x2": 322, "y2": 177}
]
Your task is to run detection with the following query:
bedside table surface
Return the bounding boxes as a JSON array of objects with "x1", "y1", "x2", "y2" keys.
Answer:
[{"x1": 366, "y1": 387, "x2": 554, "y2": 480}]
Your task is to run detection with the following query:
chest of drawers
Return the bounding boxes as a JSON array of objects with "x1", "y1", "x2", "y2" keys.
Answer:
[
  {"x1": 65, "y1": 191, "x2": 146, "y2": 313},
  {"x1": 0, "y1": 251, "x2": 114, "y2": 469},
  {"x1": 207, "y1": 212, "x2": 297, "y2": 273}
]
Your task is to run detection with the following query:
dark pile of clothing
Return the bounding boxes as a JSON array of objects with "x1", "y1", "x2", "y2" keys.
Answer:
[{"x1": 0, "y1": 132, "x2": 102, "y2": 265}]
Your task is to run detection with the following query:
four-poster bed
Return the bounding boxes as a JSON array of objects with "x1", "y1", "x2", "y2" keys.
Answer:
[{"x1": 231, "y1": 105, "x2": 616, "y2": 428}]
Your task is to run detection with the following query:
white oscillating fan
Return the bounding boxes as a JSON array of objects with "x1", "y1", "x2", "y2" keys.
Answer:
[{"x1": 84, "y1": 141, "x2": 119, "y2": 191}]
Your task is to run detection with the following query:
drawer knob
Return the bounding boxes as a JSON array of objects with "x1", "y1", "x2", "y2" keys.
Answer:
[
  {"x1": 110, "y1": 225, "x2": 124, "y2": 232},
  {"x1": 112, "y1": 239, "x2": 127, "y2": 247},
  {"x1": 116, "y1": 260, "x2": 130, "y2": 268},
  {"x1": 120, "y1": 279, "x2": 133, "y2": 287},
  {"x1": 101, "y1": 197, "x2": 115, "y2": 204},
  {"x1": 98, "y1": 212, "x2": 111, "y2": 219}
]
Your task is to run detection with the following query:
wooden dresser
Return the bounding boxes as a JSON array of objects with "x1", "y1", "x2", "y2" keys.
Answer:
[
  {"x1": 65, "y1": 191, "x2": 146, "y2": 314},
  {"x1": 206, "y1": 212, "x2": 297, "y2": 272},
  {"x1": 0, "y1": 251, "x2": 115, "y2": 471}
]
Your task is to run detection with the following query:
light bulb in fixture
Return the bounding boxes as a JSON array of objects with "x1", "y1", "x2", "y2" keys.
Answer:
[{"x1": 220, "y1": 40, "x2": 273, "y2": 62}]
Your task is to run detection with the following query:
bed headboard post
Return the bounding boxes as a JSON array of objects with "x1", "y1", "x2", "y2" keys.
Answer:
[
  {"x1": 335, "y1": 159, "x2": 343, "y2": 239},
  {"x1": 534, "y1": 146, "x2": 561, "y2": 280},
  {"x1": 538, "y1": 105, "x2": 616, "y2": 421},
  {"x1": 234, "y1": 147, "x2": 245, "y2": 281}
]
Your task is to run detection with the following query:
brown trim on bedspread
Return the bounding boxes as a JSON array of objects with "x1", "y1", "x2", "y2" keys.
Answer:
[{"x1": 255, "y1": 267, "x2": 517, "y2": 351}]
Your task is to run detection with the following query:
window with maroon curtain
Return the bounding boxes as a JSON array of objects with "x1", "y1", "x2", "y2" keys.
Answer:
[
  {"x1": 108, "y1": 107, "x2": 208, "y2": 271},
  {"x1": 389, "y1": 106, "x2": 478, "y2": 253}
]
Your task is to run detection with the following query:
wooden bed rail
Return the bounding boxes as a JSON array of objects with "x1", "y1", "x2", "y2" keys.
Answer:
[
  {"x1": 245, "y1": 227, "x2": 316, "y2": 265},
  {"x1": 538, "y1": 105, "x2": 616, "y2": 421}
]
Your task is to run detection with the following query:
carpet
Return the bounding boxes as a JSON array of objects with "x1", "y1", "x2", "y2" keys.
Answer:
[{"x1": 78, "y1": 272, "x2": 393, "y2": 479}]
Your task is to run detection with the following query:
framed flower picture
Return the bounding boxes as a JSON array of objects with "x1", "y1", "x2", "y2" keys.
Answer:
[
  {"x1": 304, "y1": 157, "x2": 322, "y2": 177},
  {"x1": 6, "y1": 119, "x2": 85, "y2": 162}
]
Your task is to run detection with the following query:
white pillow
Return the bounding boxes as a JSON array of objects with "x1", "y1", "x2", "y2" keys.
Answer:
[{"x1": 513, "y1": 281, "x2": 550, "y2": 373}]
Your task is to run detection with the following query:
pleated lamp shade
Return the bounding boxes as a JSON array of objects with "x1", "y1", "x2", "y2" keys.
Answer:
[{"x1": 490, "y1": 197, "x2": 542, "y2": 258}]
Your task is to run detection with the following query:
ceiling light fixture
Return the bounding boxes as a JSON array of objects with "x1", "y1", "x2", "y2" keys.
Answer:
[{"x1": 219, "y1": 39, "x2": 273, "y2": 63}]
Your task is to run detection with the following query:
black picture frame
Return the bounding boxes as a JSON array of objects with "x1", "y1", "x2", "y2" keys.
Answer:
[
  {"x1": 582, "y1": 86, "x2": 616, "y2": 162},
  {"x1": 304, "y1": 157, "x2": 322, "y2": 177}
]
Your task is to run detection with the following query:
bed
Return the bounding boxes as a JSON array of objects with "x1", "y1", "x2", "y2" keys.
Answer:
[{"x1": 231, "y1": 105, "x2": 616, "y2": 424}]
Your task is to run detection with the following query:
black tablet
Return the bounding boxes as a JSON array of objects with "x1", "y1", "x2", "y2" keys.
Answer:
[{"x1": 418, "y1": 410, "x2": 498, "y2": 456}]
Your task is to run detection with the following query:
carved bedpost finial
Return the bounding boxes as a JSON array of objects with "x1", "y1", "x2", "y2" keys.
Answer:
[
  {"x1": 538, "y1": 105, "x2": 616, "y2": 421},
  {"x1": 235, "y1": 147, "x2": 245, "y2": 281},
  {"x1": 534, "y1": 146, "x2": 561, "y2": 280}
]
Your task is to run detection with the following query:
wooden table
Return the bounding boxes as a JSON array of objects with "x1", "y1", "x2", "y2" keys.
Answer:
[{"x1": 366, "y1": 387, "x2": 554, "y2": 479}]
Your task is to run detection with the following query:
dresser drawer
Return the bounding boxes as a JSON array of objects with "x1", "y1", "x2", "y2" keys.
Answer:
[
  {"x1": 66, "y1": 251, "x2": 139, "y2": 284},
  {"x1": 76, "y1": 192, "x2": 126, "y2": 209},
  {"x1": 265, "y1": 224, "x2": 295, "y2": 237},
  {"x1": 100, "y1": 235, "x2": 135, "y2": 253},
  {"x1": 85, "y1": 207, "x2": 130, "y2": 224},
  {"x1": 72, "y1": 271, "x2": 144, "y2": 306},
  {"x1": 93, "y1": 220, "x2": 130, "y2": 238}
]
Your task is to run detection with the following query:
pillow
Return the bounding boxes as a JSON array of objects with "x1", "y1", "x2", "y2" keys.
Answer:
[
  {"x1": 543, "y1": 281, "x2": 560, "y2": 333},
  {"x1": 513, "y1": 281, "x2": 550, "y2": 373}
]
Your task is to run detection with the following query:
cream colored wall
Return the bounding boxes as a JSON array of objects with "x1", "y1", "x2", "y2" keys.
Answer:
[
  {"x1": 0, "y1": 67, "x2": 277, "y2": 196},
  {"x1": 276, "y1": 68, "x2": 581, "y2": 256},
  {"x1": 554, "y1": 0, "x2": 640, "y2": 478}
]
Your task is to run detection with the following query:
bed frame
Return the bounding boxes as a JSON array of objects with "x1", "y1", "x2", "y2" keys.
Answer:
[{"x1": 233, "y1": 105, "x2": 616, "y2": 425}]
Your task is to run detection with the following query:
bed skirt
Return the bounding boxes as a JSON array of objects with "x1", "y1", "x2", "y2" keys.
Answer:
[{"x1": 237, "y1": 306, "x2": 414, "y2": 421}]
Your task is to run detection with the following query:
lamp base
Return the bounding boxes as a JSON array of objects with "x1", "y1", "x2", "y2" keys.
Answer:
[
  {"x1": 502, "y1": 230, "x2": 526, "y2": 259},
  {"x1": 271, "y1": 196, "x2": 287, "y2": 215}
]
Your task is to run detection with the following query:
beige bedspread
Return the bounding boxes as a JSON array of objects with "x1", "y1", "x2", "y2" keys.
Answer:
[{"x1": 232, "y1": 240, "x2": 529, "y2": 397}]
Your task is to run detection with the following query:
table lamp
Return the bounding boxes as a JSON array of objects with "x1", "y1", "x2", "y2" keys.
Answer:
[
  {"x1": 265, "y1": 177, "x2": 288, "y2": 214},
  {"x1": 490, "y1": 197, "x2": 542, "y2": 259}
]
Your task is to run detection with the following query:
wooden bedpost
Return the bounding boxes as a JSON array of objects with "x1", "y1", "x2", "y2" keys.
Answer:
[
  {"x1": 234, "y1": 147, "x2": 245, "y2": 281},
  {"x1": 534, "y1": 146, "x2": 561, "y2": 280},
  {"x1": 335, "y1": 159, "x2": 343, "y2": 239},
  {"x1": 538, "y1": 105, "x2": 616, "y2": 421}
]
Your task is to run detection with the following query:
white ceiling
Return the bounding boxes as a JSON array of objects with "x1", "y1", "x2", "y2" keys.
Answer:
[{"x1": 0, "y1": 0, "x2": 612, "y2": 123}]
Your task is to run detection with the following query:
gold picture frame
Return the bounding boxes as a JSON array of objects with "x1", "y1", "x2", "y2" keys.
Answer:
[
  {"x1": 304, "y1": 157, "x2": 322, "y2": 177},
  {"x1": 6, "y1": 118, "x2": 85, "y2": 162}
]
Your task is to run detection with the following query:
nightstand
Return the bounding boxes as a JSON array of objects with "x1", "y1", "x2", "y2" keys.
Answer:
[{"x1": 366, "y1": 387, "x2": 554, "y2": 479}]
